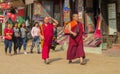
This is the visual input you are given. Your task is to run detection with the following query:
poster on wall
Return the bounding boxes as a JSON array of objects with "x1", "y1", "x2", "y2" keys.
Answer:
[
  {"x1": 17, "y1": 7, "x2": 25, "y2": 16},
  {"x1": 78, "y1": 0, "x2": 83, "y2": 12},
  {"x1": 34, "y1": 3, "x2": 49, "y2": 16},
  {"x1": 108, "y1": 3, "x2": 117, "y2": 35},
  {"x1": 33, "y1": 3, "x2": 49, "y2": 21},
  {"x1": 85, "y1": 13, "x2": 95, "y2": 33},
  {"x1": 63, "y1": 0, "x2": 70, "y2": 22},
  {"x1": 78, "y1": 0, "x2": 84, "y2": 23},
  {"x1": 42, "y1": 1, "x2": 53, "y2": 17}
]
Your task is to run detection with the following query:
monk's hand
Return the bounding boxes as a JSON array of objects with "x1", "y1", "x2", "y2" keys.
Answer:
[
  {"x1": 70, "y1": 30, "x2": 77, "y2": 36},
  {"x1": 73, "y1": 32, "x2": 77, "y2": 36},
  {"x1": 41, "y1": 35, "x2": 44, "y2": 40}
]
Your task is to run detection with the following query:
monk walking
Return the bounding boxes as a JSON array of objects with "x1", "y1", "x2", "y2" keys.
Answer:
[
  {"x1": 41, "y1": 16, "x2": 58, "y2": 64},
  {"x1": 67, "y1": 14, "x2": 86, "y2": 65}
]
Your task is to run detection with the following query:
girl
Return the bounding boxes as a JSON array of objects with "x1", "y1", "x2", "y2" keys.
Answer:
[
  {"x1": 4, "y1": 23, "x2": 13, "y2": 56},
  {"x1": 30, "y1": 22, "x2": 42, "y2": 54},
  {"x1": 13, "y1": 22, "x2": 21, "y2": 54},
  {"x1": 20, "y1": 22, "x2": 28, "y2": 54}
]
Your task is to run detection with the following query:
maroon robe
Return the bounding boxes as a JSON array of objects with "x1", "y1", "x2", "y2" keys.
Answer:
[
  {"x1": 67, "y1": 22, "x2": 85, "y2": 60},
  {"x1": 42, "y1": 23, "x2": 54, "y2": 60}
]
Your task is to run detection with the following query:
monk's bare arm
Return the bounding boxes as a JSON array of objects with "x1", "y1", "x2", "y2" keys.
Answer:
[{"x1": 51, "y1": 17, "x2": 59, "y2": 25}]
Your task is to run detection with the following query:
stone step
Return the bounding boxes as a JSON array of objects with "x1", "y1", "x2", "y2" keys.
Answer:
[
  {"x1": 55, "y1": 45, "x2": 102, "y2": 54},
  {"x1": 84, "y1": 46, "x2": 102, "y2": 54},
  {"x1": 111, "y1": 44, "x2": 120, "y2": 50}
]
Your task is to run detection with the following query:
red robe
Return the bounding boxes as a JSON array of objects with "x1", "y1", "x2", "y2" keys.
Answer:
[
  {"x1": 67, "y1": 22, "x2": 85, "y2": 60},
  {"x1": 42, "y1": 23, "x2": 54, "y2": 60}
]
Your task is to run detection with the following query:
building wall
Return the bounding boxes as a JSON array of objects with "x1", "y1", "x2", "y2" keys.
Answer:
[{"x1": 101, "y1": 0, "x2": 120, "y2": 35}]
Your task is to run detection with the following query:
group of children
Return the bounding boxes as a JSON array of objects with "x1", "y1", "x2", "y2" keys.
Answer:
[{"x1": 4, "y1": 22, "x2": 29, "y2": 56}]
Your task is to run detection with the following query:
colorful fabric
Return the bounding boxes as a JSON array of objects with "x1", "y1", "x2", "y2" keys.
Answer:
[
  {"x1": 63, "y1": 0, "x2": 70, "y2": 22},
  {"x1": 94, "y1": 15, "x2": 102, "y2": 38}
]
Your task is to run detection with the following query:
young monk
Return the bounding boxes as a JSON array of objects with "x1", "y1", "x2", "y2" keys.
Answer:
[{"x1": 67, "y1": 14, "x2": 86, "y2": 65}]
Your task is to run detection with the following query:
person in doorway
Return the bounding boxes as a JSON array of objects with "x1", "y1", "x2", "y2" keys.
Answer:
[
  {"x1": 30, "y1": 22, "x2": 42, "y2": 54},
  {"x1": 20, "y1": 22, "x2": 28, "y2": 55},
  {"x1": 4, "y1": 23, "x2": 13, "y2": 56},
  {"x1": 41, "y1": 16, "x2": 58, "y2": 64},
  {"x1": 67, "y1": 14, "x2": 86, "y2": 65},
  {"x1": 13, "y1": 22, "x2": 22, "y2": 55}
]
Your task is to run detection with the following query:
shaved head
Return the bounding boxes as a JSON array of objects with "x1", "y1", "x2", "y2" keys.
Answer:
[
  {"x1": 72, "y1": 14, "x2": 78, "y2": 18},
  {"x1": 72, "y1": 14, "x2": 78, "y2": 21}
]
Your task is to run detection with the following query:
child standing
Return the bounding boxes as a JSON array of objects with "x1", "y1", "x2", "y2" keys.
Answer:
[
  {"x1": 20, "y1": 22, "x2": 28, "y2": 54},
  {"x1": 4, "y1": 23, "x2": 13, "y2": 56},
  {"x1": 30, "y1": 22, "x2": 42, "y2": 54}
]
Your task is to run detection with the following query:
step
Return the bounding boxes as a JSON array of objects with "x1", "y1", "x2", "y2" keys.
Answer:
[
  {"x1": 56, "y1": 41, "x2": 102, "y2": 54},
  {"x1": 84, "y1": 46, "x2": 102, "y2": 54},
  {"x1": 55, "y1": 45, "x2": 102, "y2": 54},
  {"x1": 111, "y1": 44, "x2": 120, "y2": 50}
]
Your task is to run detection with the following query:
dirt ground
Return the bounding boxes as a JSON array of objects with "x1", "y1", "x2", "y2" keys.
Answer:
[{"x1": 0, "y1": 41, "x2": 120, "y2": 74}]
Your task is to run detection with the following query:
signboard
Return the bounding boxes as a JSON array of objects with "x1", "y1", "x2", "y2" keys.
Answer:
[
  {"x1": 0, "y1": 2, "x2": 11, "y2": 9},
  {"x1": 85, "y1": 13, "x2": 95, "y2": 33},
  {"x1": 108, "y1": 3, "x2": 117, "y2": 35}
]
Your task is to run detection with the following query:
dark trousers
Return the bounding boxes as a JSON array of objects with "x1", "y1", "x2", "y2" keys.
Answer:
[
  {"x1": 4, "y1": 39, "x2": 12, "y2": 54},
  {"x1": 13, "y1": 37, "x2": 22, "y2": 53}
]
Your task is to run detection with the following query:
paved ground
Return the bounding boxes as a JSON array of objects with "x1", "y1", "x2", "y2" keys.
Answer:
[{"x1": 0, "y1": 41, "x2": 120, "y2": 74}]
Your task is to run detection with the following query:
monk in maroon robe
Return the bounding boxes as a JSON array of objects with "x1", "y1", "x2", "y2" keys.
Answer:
[
  {"x1": 67, "y1": 14, "x2": 85, "y2": 65},
  {"x1": 41, "y1": 16, "x2": 58, "y2": 64}
]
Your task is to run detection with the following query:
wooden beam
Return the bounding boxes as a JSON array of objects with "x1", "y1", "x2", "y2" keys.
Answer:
[{"x1": 60, "y1": 0, "x2": 63, "y2": 26}]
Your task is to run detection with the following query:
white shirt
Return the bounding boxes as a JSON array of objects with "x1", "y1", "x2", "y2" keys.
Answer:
[{"x1": 31, "y1": 27, "x2": 40, "y2": 37}]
